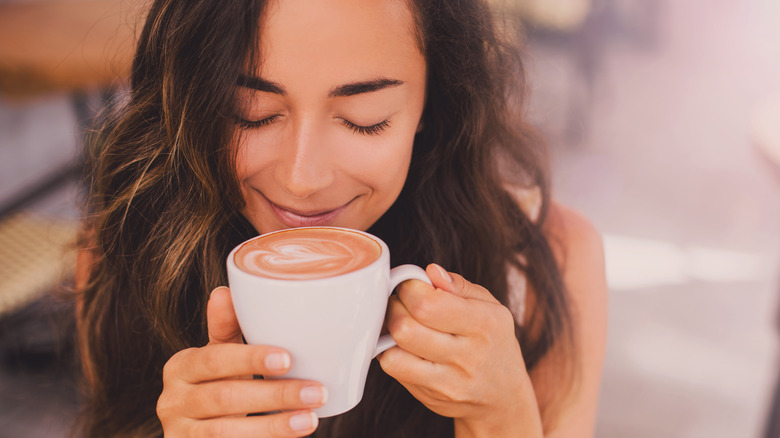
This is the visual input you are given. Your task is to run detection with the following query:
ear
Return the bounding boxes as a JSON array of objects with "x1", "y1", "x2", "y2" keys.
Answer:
[{"x1": 416, "y1": 119, "x2": 424, "y2": 133}]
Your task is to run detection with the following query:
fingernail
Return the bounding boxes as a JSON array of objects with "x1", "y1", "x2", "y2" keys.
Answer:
[
  {"x1": 434, "y1": 263, "x2": 452, "y2": 284},
  {"x1": 265, "y1": 352, "x2": 291, "y2": 371},
  {"x1": 290, "y1": 411, "x2": 318, "y2": 432},
  {"x1": 300, "y1": 385, "x2": 328, "y2": 405}
]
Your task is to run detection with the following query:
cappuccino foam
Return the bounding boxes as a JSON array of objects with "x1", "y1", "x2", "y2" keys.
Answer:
[{"x1": 235, "y1": 228, "x2": 381, "y2": 280}]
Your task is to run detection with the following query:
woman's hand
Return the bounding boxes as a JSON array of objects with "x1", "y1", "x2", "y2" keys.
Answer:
[
  {"x1": 378, "y1": 265, "x2": 543, "y2": 438},
  {"x1": 156, "y1": 287, "x2": 328, "y2": 437}
]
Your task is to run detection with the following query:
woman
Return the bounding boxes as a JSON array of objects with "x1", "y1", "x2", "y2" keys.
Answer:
[{"x1": 76, "y1": 0, "x2": 607, "y2": 436}]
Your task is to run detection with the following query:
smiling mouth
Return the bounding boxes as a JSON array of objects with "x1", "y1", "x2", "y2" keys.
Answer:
[{"x1": 258, "y1": 190, "x2": 357, "y2": 228}]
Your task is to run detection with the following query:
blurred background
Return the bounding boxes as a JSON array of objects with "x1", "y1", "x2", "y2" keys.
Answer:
[{"x1": 1, "y1": 0, "x2": 779, "y2": 437}]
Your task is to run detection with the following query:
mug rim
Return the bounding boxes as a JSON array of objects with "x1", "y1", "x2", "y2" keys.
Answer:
[{"x1": 226, "y1": 226, "x2": 390, "y2": 285}]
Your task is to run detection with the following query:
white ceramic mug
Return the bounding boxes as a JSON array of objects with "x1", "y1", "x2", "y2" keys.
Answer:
[{"x1": 226, "y1": 227, "x2": 431, "y2": 417}]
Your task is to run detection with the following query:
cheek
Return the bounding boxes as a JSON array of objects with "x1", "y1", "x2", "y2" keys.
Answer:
[
  {"x1": 338, "y1": 133, "x2": 414, "y2": 191},
  {"x1": 233, "y1": 132, "x2": 278, "y2": 181},
  {"x1": 234, "y1": 143, "x2": 249, "y2": 179},
  {"x1": 232, "y1": 132, "x2": 253, "y2": 179}
]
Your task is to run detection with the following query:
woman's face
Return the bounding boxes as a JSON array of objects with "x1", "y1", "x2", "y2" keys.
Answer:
[{"x1": 234, "y1": 0, "x2": 427, "y2": 235}]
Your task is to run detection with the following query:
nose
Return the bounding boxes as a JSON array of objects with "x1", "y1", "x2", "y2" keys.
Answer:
[{"x1": 274, "y1": 121, "x2": 334, "y2": 199}]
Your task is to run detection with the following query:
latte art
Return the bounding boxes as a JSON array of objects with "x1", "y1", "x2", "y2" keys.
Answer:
[
  {"x1": 235, "y1": 228, "x2": 381, "y2": 280},
  {"x1": 240, "y1": 238, "x2": 364, "y2": 279}
]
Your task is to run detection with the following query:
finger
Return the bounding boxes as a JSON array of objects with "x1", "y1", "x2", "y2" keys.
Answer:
[
  {"x1": 444, "y1": 270, "x2": 500, "y2": 304},
  {"x1": 377, "y1": 344, "x2": 443, "y2": 390},
  {"x1": 395, "y1": 278, "x2": 486, "y2": 336},
  {"x1": 386, "y1": 295, "x2": 461, "y2": 363},
  {"x1": 166, "y1": 343, "x2": 292, "y2": 384},
  {"x1": 190, "y1": 410, "x2": 319, "y2": 437},
  {"x1": 208, "y1": 287, "x2": 243, "y2": 344},
  {"x1": 187, "y1": 379, "x2": 327, "y2": 419},
  {"x1": 426, "y1": 263, "x2": 454, "y2": 292}
]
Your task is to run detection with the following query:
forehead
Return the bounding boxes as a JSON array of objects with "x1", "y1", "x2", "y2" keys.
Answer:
[{"x1": 256, "y1": 0, "x2": 423, "y2": 84}]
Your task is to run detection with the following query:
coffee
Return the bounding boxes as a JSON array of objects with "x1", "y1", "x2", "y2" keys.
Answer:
[{"x1": 234, "y1": 227, "x2": 381, "y2": 280}]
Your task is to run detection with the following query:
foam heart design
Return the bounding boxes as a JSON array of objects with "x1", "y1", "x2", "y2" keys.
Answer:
[{"x1": 240, "y1": 237, "x2": 367, "y2": 280}]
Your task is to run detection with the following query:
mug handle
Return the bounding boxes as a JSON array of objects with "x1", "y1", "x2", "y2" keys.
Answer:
[{"x1": 374, "y1": 264, "x2": 432, "y2": 357}]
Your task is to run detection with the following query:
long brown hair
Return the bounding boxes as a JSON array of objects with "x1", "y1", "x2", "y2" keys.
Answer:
[{"x1": 77, "y1": 0, "x2": 572, "y2": 436}]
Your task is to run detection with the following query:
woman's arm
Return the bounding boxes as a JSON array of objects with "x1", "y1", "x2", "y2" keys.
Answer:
[{"x1": 529, "y1": 202, "x2": 608, "y2": 436}]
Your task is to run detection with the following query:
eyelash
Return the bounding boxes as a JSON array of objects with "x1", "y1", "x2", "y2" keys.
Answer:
[
  {"x1": 340, "y1": 119, "x2": 390, "y2": 136},
  {"x1": 236, "y1": 114, "x2": 280, "y2": 129},
  {"x1": 235, "y1": 115, "x2": 390, "y2": 136}
]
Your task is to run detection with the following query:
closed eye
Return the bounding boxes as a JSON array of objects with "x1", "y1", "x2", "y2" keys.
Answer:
[
  {"x1": 235, "y1": 114, "x2": 281, "y2": 129},
  {"x1": 340, "y1": 119, "x2": 390, "y2": 136},
  {"x1": 235, "y1": 114, "x2": 389, "y2": 135}
]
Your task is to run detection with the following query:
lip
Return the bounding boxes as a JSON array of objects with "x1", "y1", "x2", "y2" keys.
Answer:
[{"x1": 261, "y1": 192, "x2": 356, "y2": 228}]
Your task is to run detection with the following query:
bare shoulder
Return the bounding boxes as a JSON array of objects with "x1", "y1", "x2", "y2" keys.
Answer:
[
  {"x1": 520, "y1": 201, "x2": 607, "y2": 324},
  {"x1": 544, "y1": 201, "x2": 605, "y2": 273},
  {"x1": 532, "y1": 201, "x2": 608, "y2": 437},
  {"x1": 543, "y1": 201, "x2": 607, "y2": 340}
]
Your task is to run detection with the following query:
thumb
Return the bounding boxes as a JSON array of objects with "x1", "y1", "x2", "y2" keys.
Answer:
[
  {"x1": 207, "y1": 286, "x2": 244, "y2": 344},
  {"x1": 427, "y1": 264, "x2": 499, "y2": 304},
  {"x1": 426, "y1": 263, "x2": 455, "y2": 292}
]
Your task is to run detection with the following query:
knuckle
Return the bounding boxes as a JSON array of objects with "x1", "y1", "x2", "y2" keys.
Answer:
[
  {"x1": 388, "y1": 316, "x2": 414, "y2": 345},
  {"x1": 440, "y1": 381, "x2": 469, "y2": 404},
  {"x1": 477, "y1": 304, "x2": 511, "y2": 334},
  {"x1": 269, "y1": 413, "x2": 293, "y2": 437},
  {"x1": 436, "y1": 381, "x2": 459, "y2": 403},
  {"x1": 454, "y1": 280, "x2": 469, "y2": 297},
  {"x1": 495, "y1": 305, "x2": 516, "y2": 330},
  {"x1": 396, "y1": 280, "x2": 424, "y2": 302},
  {"x1": 274, "y1": 381, "x2": 299, "y2": 408},
  {"x1": 163, "y1": 348, "x2": 191, "y2": 382},
  {"x1": 212, "y1": 384, "x2": 236, "y2": 412},
  {"x1": 386, "y1": 309, "x2": 401, "y2": 332},
  {"x1": 468, "y1": 308, "x2": 490, "y2": 333},
  {"x1": 200, "y1": 347, "x2": 224, "y2": 377},
  {"x1": 159, "y1": 383, "x2": 193, "y2": 419},
  {"x1": 156, "y1": 393, "x2": 173, "y2": 421},
  {"x1": 409, "y1": 298, "x2": 434, "y2": 323},
  {"x1": 161, "y1": 361, "x2": 175, "y2": 384},
  {"x1": 395, "y1": 280, "x2": 413, "y2": 295},
  {"x1": 480, "y1": 309, "x2": 497, "y2": 330},
  {"x1": 377, "y1": 348, "x2": 400, "y2": 373},
  {"x1": 195, "y1": 419, "x2": 228, "y2": 438}
]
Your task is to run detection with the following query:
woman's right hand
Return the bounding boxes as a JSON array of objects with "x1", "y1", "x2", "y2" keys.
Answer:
[{"x1": 156, "y1": 287, "x2": 327, "y2": 437}]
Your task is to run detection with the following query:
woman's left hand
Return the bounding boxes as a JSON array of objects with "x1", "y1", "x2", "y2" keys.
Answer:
[{"x1": 378, "y1": 264, "x2": 543, "y2": 437}]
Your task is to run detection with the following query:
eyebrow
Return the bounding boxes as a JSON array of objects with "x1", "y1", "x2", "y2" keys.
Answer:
[
  {"x1": 328, "y1": 78, "x2": 403, "y2": 98},
  {"x1": 237, "y1": 75, "x2": 286, "y2": 95},
  {"x1": 237, "y1": 76, "x2": 403, "y2": 98}
]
